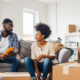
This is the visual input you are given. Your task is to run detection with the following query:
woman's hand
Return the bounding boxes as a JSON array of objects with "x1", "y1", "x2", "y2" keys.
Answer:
[
  {"x1": 33, "y1": 59, "x2": 42, "y2": 80},
  {"x1": 36, "y1": 69, "x2": 41, "y2": 80},
  {"x1": 36, "y1": 54, "x2": 45, "y2": 61}
]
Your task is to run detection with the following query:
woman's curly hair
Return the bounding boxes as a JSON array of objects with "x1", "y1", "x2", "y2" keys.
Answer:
[{"x1": 34, "y1": 22, "x2": 52, "y2": 39}]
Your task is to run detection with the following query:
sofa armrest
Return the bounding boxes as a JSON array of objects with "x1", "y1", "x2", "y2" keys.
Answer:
[{"x1": 58, "y1": 48, "x2": 71, "y2": 63}]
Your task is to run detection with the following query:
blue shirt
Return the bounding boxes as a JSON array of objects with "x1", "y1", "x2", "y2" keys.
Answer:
[{"x1": 0, "y1": 31, "x2": 18, "y2": 49}]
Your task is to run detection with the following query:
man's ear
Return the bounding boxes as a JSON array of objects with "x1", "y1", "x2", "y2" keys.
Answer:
[{"x1": 3, "y1": 24, "x2": 6, "y2": 29}]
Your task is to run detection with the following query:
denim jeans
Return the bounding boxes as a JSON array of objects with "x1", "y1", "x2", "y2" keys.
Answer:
[
  {"x1": 0, "y1": 56, "x2": 20, "y2": 72},
  {"x1": 24, "y1": 57, "x2": 54, "y2": 80}
]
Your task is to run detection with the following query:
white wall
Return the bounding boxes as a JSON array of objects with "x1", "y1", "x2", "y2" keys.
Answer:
[
  {"x1": 46, "y1": 3, "x2": 58, "y2": 40},
  {"x1": 47, "y1": 1, "x2": 80, "y2": 43},
  {"x1": 0, "y1": 0, "x2": 47, "y2": 39},
  {"x1": 57, "y1": 1, "x2": 80, "y2": 43}
]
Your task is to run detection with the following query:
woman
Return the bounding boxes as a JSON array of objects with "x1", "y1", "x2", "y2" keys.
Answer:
[{"x1": 24, "y1": 23, "x2": 58, "y2": 80}]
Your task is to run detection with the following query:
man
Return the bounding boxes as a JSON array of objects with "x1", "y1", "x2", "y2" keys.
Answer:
[{"x1": 0, "y1": 18, "x2": 20, "y2": 72}]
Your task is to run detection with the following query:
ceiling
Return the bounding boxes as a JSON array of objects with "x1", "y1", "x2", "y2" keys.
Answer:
[
  {"x1": 36, "y1": 0, "x2": 61, "y2": 3},
  {"x1": 36, "y1": 0, "x2": 76, "y2": 3},
  {"x1": 2, "y1": 0, "x2": 77, "y2": 3},
  {"x1": 2, "y1": 0, "x2": 12, "y2": 1}
]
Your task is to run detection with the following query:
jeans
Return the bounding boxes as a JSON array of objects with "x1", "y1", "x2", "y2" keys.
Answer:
[
  {"x1": 24, "y1": 57, "x2": 54, "y2": 80},
  {"x1": 0, "y1": 56, "x2": 20, "y2": 72}
]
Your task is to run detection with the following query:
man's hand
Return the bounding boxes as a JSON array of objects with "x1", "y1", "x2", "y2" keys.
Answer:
[
  {"x1": 0, "y1": 53, "x2": 4, "y2": 55},
  {"x1": 8, "y1": 51, "x2": 15, "y2": 56},
  {"x1": 36, "y1": 54, "x2": 45, "y2": 61},
  {"x1": 0, "y1": 54, "x2": 8, "y2": 60},
  {"x1": 8, "y1": 49, "x2": 19, "y2": 56}
]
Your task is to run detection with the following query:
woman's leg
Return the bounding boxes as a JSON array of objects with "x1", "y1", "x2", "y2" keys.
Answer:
[
  {"x1": 42, "y1": 58, "x2": 54, "y2": 79},
  {"x1": 24, "y1": 57, "x2": 37, "y2": 80}
]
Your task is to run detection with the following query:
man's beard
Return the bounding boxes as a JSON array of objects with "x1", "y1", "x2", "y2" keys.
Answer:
[{"x1": 5, "y1": 28, "x2": 12, "y2": 35}]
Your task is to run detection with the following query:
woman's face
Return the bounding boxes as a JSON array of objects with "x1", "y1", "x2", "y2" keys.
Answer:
[{"x1": 35, "y1": 31, "x2": 44, "y2": 42}]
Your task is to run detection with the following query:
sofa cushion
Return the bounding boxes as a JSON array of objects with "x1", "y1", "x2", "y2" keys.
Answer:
[
  {"x1": 20, "y1": 59, "x2": 25, "y2": 68},
  {"x1": 18, "y1": 59, "x2": 27, "y2": 72},
  {"x1": 0, "y1": 63, "x2": 11, "y2": 68},
  {"x1": 0, "y1": 68, "x2": 11, "y2": 72},
  {"x1": 19, "y1": 40, "x2": 34, "y2": 59},
  {"x1": 0, "y1": 59, "x2": 25, "y2": 68}
]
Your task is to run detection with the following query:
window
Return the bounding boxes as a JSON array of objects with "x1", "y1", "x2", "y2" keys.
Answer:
[{"x1": 23, "y1": 11, "x2": 35, "y2": 40}]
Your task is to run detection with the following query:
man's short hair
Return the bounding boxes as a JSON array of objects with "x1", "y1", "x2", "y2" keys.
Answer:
[{"x1": 2, "y1": 18, "x2": 13, "y2": 24}]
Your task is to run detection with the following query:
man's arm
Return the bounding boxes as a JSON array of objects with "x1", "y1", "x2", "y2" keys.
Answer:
[
  {"x1": 8, "y1": 33, "x2": 19, "y2": 56},
  {"x1": 13, "y1": 33, "x2": 19, "y2": 50},
  {"x1": 13, "y1": 49, "x2": 19, "y2": 54}
]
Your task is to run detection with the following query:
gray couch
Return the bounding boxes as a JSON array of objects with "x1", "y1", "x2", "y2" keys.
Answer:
[{"x1": 0, "y1": 40, "x2": 73, "y2": 72}]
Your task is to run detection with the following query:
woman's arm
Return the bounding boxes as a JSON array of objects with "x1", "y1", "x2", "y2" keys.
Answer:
[
  {"x1": 33, "y1": 59, "x2": 41, "y2": 79},
  {"x1": 31, "y1": 43, "x2": 41, "y2": 79},
  {"x1": 33, "y1": 59, "x2": 39, "y2": 72},
  {"x1": 44, "y1": 55, "x2": 55, "y2": 60},
  {"x1": 36, "y1": 54, "x2": 55, "y2": 61},
  {"x1": 37, "y1": 42, "x2": 56, "y2": 61}
]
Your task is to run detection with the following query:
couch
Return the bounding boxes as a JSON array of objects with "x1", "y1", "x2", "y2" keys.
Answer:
[{"x1": 0, "y1": 40, "x2": 73, "y2": 72}]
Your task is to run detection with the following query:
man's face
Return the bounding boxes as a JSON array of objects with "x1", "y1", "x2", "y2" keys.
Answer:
[{"x1": 4, "y1": 22, "x2": 13, "y2": 35}]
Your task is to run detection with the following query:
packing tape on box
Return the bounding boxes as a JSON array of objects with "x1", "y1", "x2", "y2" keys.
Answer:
[
  {"x1": 63, "y1": 63, "x2": 78, "y2": 75},
  {"x1": 0, "y1": 73, "x2": 5, "y2": 80}
]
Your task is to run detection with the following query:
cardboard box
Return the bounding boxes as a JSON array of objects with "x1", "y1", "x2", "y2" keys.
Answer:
[
  {"x1": 78, "y1": 47, "x2": 80, "y2": 63},
  {"x1": 67, "y1": 25, "x2": 76, "y2": 33},
  {"x1": 0, "y1": 73, "x2": 5, "y2": 80},
  {"x1": 0, "y1": 72, "x2": 30, "y2": 80},
  {"x1": 52, "y1": 61, "x2": 80, "y2": 80}
]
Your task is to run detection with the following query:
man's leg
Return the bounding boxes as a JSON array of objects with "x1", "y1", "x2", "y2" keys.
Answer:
[
  {"x1": 42, "y1": 58, "x2": 54, "y2": 79},
  {"x1": 0, "y1": 56, "x2": 20, "y2": 72}
]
